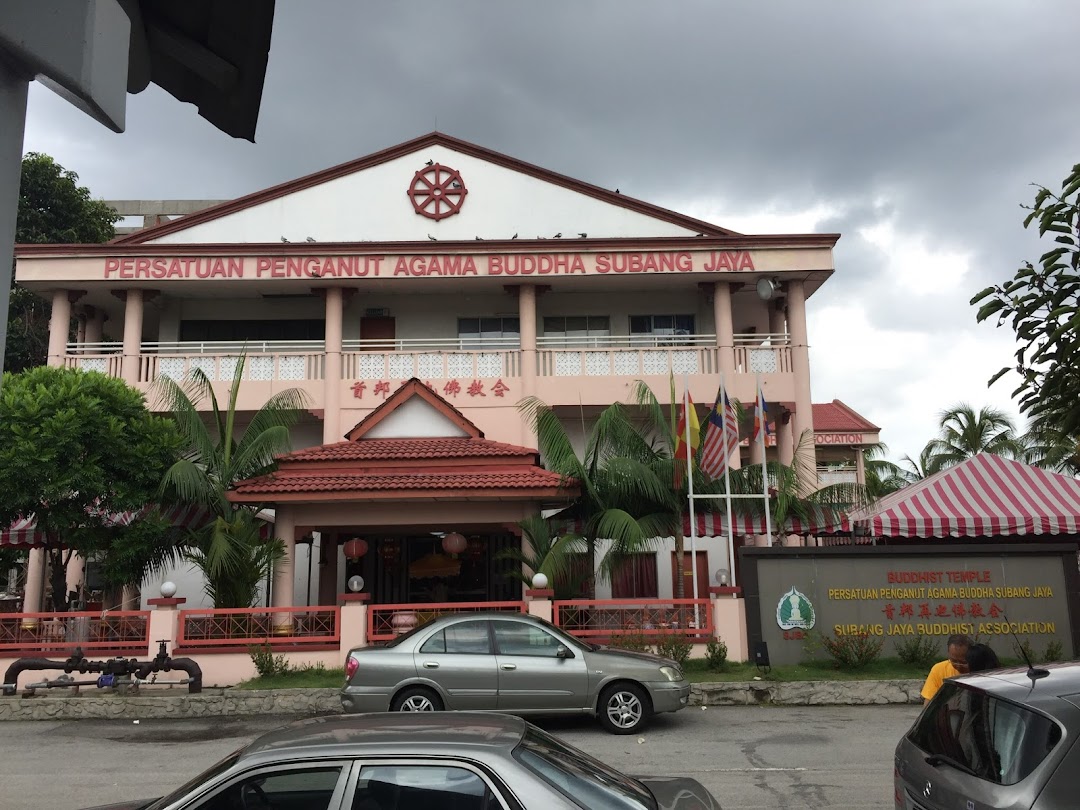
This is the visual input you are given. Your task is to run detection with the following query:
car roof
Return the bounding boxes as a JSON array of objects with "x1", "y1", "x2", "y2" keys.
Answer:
[
  {"x1": 955, "y1": 662, "x2": 1080, "y2": 716},
  {"x1": 239, "y1": 712, "x2": 529, "y2": 763}
]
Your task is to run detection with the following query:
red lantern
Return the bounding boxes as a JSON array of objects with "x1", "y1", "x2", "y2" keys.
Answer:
[
  {"x1": 343, "y1": 538, "x2": 368, "y2": 560},
  {"x1": 441, "y1": 532, "x2": 467, "y2": 555}
]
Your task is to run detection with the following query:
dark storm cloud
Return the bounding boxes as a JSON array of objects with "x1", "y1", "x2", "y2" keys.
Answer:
[{"x1": 20, "y1": 0, "x2": 1079, "y2": 456}]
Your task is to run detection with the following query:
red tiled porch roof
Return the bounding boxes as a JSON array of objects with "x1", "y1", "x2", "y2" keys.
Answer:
[
  {"x1": 232, "y1": 469, "x2": 568, "y2": 498},
  {"x1": 279, "y1": 437, "x2": 536, "y2": 463},
  {"x1": 812, "y1": 399, "x2": 880, "y2": 432}
]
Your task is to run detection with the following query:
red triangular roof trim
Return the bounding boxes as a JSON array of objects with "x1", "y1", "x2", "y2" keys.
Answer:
[
  {"x1": 344, "y1": 378, "x2": 483, "y2": 441},
  {"x1": 113, "y1": 131, "x2": 740, "y2": 244},
  {"x1": 812, "y1": 399, "x2": 880, "y2": 432}
]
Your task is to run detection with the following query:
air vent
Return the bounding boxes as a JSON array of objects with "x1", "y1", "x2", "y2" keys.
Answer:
[{"x1": 365, "y1": 307, "x2": 390, "y2": 317}]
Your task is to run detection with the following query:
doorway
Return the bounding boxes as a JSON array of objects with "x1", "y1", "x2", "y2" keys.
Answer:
[
  {"x1": 670, "y1": 550, "x2": 709, "y2": 599},
  {"x1": 360, "y1": 316, "x2": 395, "y2": 346}
]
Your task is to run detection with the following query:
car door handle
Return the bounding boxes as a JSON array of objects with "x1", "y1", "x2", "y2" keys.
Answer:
[
  {"x1": 423, "y1": 662, "x2": 439, "y2": 669},
  {"x1": 500, "y1": 663, "x2": 517, "y2": 670}
]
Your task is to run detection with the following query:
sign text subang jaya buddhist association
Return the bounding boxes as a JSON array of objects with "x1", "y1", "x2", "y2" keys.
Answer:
[{"x1": 101, "y1": 250, "x2": 756, "y2": 280}]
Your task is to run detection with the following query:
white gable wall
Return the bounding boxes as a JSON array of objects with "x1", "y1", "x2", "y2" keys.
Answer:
[
  {"x1": 362, "y1": 396, "x2": 471, "y2": 439},
  {"x1": 146, "y1": 145, "x2": 701, "y2": 245}
]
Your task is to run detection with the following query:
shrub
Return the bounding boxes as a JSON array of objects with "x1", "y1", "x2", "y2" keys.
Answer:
[
  {"x1": 608, "y1": 629, "x2": 651, "y2": 653},
  {"x1": 249, "y1": 644, "x2": 290, "y2": 678},
  {"x1": 1012, "y1": 637, "x2": 1041, "y2": 665},
  {"x1": 704, "y1": 639, "x2": 729, "y2": 672},
  {"x1": 816, "y1": 631, "x2": 884, "y2": 669},
  {"x1": 656, "y1": 633, "x2": 692, "y2": 667},
  {"x1": 1044, "y1": 640, "x2": 1065, "y2": 663},
  {"x1": 896, "y1": 635, "x2": 940, "y2": 668}
]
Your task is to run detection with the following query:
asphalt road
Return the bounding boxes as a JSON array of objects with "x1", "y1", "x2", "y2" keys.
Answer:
[{"x1": 0, "y1": 705, "x2": 918, "y2": 809}]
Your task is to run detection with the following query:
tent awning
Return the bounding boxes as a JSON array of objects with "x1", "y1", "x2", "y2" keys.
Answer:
[{"x1": 847, "y1": 454, "x2": 1080, "y2": 538}]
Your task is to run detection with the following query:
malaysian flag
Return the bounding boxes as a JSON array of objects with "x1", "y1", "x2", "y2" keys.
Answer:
[{"x1": 701, "y1": 386, "x2": 740, "y2": 479}]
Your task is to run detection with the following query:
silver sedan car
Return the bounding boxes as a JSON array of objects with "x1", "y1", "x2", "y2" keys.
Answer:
[
  {"x1": 80, "y1": 712, "x2": 721, "y2": 810},
  {"x1": 341, "y1": 612, "x2": 691, "y2": 734}
]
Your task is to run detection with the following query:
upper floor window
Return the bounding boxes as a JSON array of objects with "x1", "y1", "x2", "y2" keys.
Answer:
[
  {"x1": 457, "y1": 317, "x2": 519, "y2": 349},
  {"x1": 541, "y1": 316, "x2": 611, "y2": 347},
  {"x1": 630, "y1": 314, "x2": 695, "y2": 345},
  {"x1": 179, "y1": 319, "x2": 325, "y2": 344}
]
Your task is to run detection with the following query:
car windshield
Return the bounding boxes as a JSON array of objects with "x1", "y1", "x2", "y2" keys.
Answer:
[
  {"x1": 142, "y1": 750, "x2": 241, "y2": 810},
  {"x1": 514, "y1": 726, "x2": 657, "y2": 810},
  {"x1": 908, "y1": 682, "x2": 1063, "y2": 786}
]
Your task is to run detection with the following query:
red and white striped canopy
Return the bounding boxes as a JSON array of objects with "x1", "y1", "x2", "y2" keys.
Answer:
[
  {"x1": 1, "y1": 504, "x2": 213, "y2": 548},
  {"x1": 849, "y1": 454, "x2": 1080, "y2": 538}
]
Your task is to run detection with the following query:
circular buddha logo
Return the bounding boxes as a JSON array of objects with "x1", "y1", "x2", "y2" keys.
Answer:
[
  {"x1": 776, "y1": 586, "x2": 816, "y2": 630},
  {"x1": 407, "y1": 163, "x2": 468, "y2": 221}
]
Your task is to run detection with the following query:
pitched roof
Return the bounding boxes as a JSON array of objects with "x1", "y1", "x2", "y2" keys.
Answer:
[
  {"x1": 279, "y1": 437, "x2": 537, "y2": 464},
  {"x1": 849, "y1": 454, "x2": 1080, "y2": 538},
  {"x1": 812, "y1": 400, "x2": 880, "y2": 432},
  {"x1": 231, "y1": 470, "x2": 567, "y2": 498},
  {"x1": 114, "y1": 132, "x2": 739, "y2": 244},
  {"x1": 344, "y1": 378, "x2": 482, "y2": 441}
]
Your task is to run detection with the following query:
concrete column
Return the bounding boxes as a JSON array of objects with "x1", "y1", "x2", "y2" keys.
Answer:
[
  {"x1": 146, "y1": 597, "x2": 185, "y2": 657},
  {"x1": 272, "y1": 506, "x2": 298, "y2": 622},
  {"x1": 711, "y1": 595, "x2": 748, "y2": 662},
  {"x1": 21, "y1": 548, "x2": 46, "y2": 615},
  {"x1": 65, "y1": 552, "x2": 86, "y2": 597},
  {"x1": 0, "y1": 62, "x2": 29, "y2": 392},
  {"x1": 74, "y1": 311, "x2": 87, "y2": 345},
  {"x1": 526, "y1": 590, "x2": 554, "y2": 623},
  {"x1": 339, "y1": 600, "x2": 368, "y2": 651},
  {"x1": 856, "y1": 447, "x2": 866, "y2": 486},
  {"x1": 786, "y1": 281, "x2": 817, "y2": 483},
  {"x1": 46, "y1": 289, "x2": 72, "y2": 366},
  {"x1": 748, "y1": 432, "x2": 764, "y2": 466},
  {"x1": 323, "y1": 287, "x2": 344, "y2": 443},
  {"x1": 84, "y1": 307, "x2": 104, "y2": 345},
  {"x1": 713, "y1": 281, "x2": 736, "y2": 382},
  {"x1": 121, "y1": 289, "x2": 144, "y2": 384},
  {"x1": 777, "y1": 410, "x2": 794, "y2": 467},
  {"x1": 518, "y1": 284, "x2": 537, "y2": 392}
]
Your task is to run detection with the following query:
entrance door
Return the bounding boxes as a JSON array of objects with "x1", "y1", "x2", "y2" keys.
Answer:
[
  {"x1": 359, "y1": 316, "x2": 395, "y2": 345},
  {"x1": 670, "y1": 551, "x2": 710, "y2": 599}
]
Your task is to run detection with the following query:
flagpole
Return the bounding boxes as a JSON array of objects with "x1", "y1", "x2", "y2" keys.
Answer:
[
  {"x1": 720, "y1": 372, "x2": 737, "y2": 590},
  {"x1": 684, "y1": 374, "x2": 700, "y2": 627},
  {"x1": 758, "y1": 373, "x2": 773, "y2": 547}
]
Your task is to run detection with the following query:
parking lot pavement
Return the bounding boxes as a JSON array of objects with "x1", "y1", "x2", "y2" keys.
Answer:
[{"x1": 0, "y1": 704, "x2": 919, "y2": 809}]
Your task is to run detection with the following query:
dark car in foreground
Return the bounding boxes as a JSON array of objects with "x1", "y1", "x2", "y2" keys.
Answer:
[
  {"x1": 341, "y1": 612, "x2": 691, "y2": 734},
  {"x1": 83, "y1": 712, "x2": 721, "y2": 810},
  {"x1": 894, "y1": 661, "x2": 1080, "y2": 809}
]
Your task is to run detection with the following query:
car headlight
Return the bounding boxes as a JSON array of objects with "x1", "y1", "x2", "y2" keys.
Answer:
[{"x1": 659, "y1": 665, "x2": 682, "y2": 682}]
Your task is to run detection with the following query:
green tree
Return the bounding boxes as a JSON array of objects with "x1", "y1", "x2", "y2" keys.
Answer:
[
  {"x1": 7, "y1": 154, "x2": 120, "y2": 372},
  {"x1": 861, "y1": 444, "x2": 910, "y2": 499},
  {"x1": 927, "y1": 404, "x2": 1024, "y2": 468},
  {"x1": 496, "y1": 514, "x2": 586, "y2": 600},
  {"x1": 972, "y1": 162, "x2": 1080, "y2": 437},
  {"x1": 0, "y1": 366, "x2": 182, "y2": 611},
  {"x1": 156, "y1": 357, "x2": 308, "y2": 607},
  {"x1": 902, "y1": 443, "x2": 942, "y2": 481},
  {"x1": 1022, "y1": 413, "x2": 1080, "y2": 474},
  {"x1": 517, "y1": 397, "x2": 674, "y2": 593}
]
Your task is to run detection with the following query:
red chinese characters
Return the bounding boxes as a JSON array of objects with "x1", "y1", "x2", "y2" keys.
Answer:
[
  {"x1": 373, "y1": 380, "x2": 391, "y2": 399},
  {"x1": 351, "y1": 381, "x2": 367, "y2": 399},
  {"x1": 492, "y1": 379, "x2": 510, "y2": 397},
  {"x1": 882, "y1": 603, "x2": 896, "y2": 620},
  {"x1": 467, "y1": 380, "x2": 485, "y2": 397},
  {"x1": 443, "y1": 380, "x2": 461, "y2": 398}
]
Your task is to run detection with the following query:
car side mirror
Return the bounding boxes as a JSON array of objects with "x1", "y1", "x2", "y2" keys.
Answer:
[{"x1": 556, "y1": 645, "x2": 574, "y2": 659}]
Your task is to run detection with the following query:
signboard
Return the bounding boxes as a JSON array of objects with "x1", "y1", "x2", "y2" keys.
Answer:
[{"x1": 740, "y1": 544, "x2": 1080, "y2": 666}]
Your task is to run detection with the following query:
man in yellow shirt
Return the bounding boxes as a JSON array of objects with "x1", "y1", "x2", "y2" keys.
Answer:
[{"x1": 921, "y1": 634, "x2": 971, "y2": 704}]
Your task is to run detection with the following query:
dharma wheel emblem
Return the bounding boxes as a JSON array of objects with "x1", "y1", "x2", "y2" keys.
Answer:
[{"x1": 407, "y1": 163, "x2": 468, "y2": 221}]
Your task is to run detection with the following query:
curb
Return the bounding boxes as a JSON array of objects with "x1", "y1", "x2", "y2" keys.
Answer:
[{"x1": 0, "y1": 679, "x2": 924, "y2": 721}]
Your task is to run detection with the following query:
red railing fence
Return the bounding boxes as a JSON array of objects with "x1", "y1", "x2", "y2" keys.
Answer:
[
  {"x1": 553, "y1": 598, "x2": 714, "y2": 641},
  {"x1": 176, "y1": 606, "x2": 340, "y2": 647},
  {"x1": 367, "y1": 601, "x2": 528, "y2": 643},
  {"x1": 0, "y1": 610, "x2": 151, "y2": 654}
]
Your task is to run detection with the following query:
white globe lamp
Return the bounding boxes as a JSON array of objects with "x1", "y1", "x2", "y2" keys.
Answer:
[
  {"x1": 348, "y1": 575, "x2": 365, "y2": 593},
  {"x1": 159, "y1": 581, "x2": 177, "y2": 598},
  {"x1": 531, "y1": 572, "x2": 549, "y2": 590}
]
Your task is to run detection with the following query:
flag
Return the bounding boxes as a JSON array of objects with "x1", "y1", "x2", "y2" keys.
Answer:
[
  {"x1": 752, "y1": 386, "x2": 771, "y2": 441},
  {"x1": 673, "y1": 391, "x2": 700, "y2": 486},
  {"x1": 701, "y1": 387, "x2": 740, "y2": 479}
]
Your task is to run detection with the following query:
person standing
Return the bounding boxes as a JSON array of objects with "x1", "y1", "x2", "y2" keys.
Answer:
[
  {"x1": 921, "y1": 633, "x2": 970, "y2": 704},
  {"x1": 965, "y1": 642, "x2": 1000, "y2": 673}
]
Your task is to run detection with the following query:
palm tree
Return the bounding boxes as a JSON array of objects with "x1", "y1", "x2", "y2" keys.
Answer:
[
  {"x1": 902, "y1": 442, "x2": 941, "y2": 481},
  {"x1": 156, "y1": 356, "x2": 309, "y2": 607},
  {"x1": 1023, "y1": 413, "x2": 1080, "y2": 474},
  {"x1": 496, "y1": 514, "x2": 586, "y2": 599},
  {"x1": 927, "y1": 404, "x2": 1025, "y2": 468},
  {"x1": 517, "y1": 396, "x2": 675, "y2": 592},
  {"x1": 862, "y1": 443, "x2": 913, "y2": 498}
]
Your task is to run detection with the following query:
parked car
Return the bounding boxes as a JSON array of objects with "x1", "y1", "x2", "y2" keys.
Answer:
[
  {"x1": 894, "y1": 661, "x2": 1080, "y2": 809},
  {"x1": 341, "y1": 612, "x2": 691, "y2": 734},
  {"x1": 82, "y1": 712, "x2": 722, "y2": 810}
]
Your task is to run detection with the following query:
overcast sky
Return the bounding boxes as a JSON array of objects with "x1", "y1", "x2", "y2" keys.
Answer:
[{"x1": 20, "y1": 1, "x2": 1080, "y2": 464}]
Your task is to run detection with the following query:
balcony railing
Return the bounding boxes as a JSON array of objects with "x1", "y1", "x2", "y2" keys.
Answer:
[
  {"x1": 817, "y1": 467, "x2": 859, "y2": 486},
  {"x1": 62, "y1": 333, "x2": 792, "y2": 384}
]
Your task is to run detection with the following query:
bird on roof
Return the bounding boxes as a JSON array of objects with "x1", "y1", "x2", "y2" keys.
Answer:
[
  {"x1": 425, "y1": 159, "x2": 434, "y2": 166},
  {"x1": 578, "y1": 232, "x2": 587, "y2": 238},
  {"x1": 280, "y1": 236, "x2": 289, "y2": 243},
  {"x1": 511, "y1": 233, "x2": 518, "y2": 239},
  {"x1": 615, "y1": 188, "x2": 620, "y2": 194},
  {"x1": 553, "y1": 232, "x2": 562, "y2": 238},
  {"x1": 306, "y1": 236, "x2": 316, "y2": 242},
  {"x1": 475, "y1": 236, "x2": 484, "y2": 240},
  {"x1": 428, "y1": 234, "x2": 437, "y2": 241}
]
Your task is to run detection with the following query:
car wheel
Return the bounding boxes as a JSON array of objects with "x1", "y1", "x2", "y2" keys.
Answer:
[
  {"x1": 599, "y1": 683, "x2": 651, "y2": 735},
  {"x1": 390, "y1": 686, "x2": 444, "y2": 712}
]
